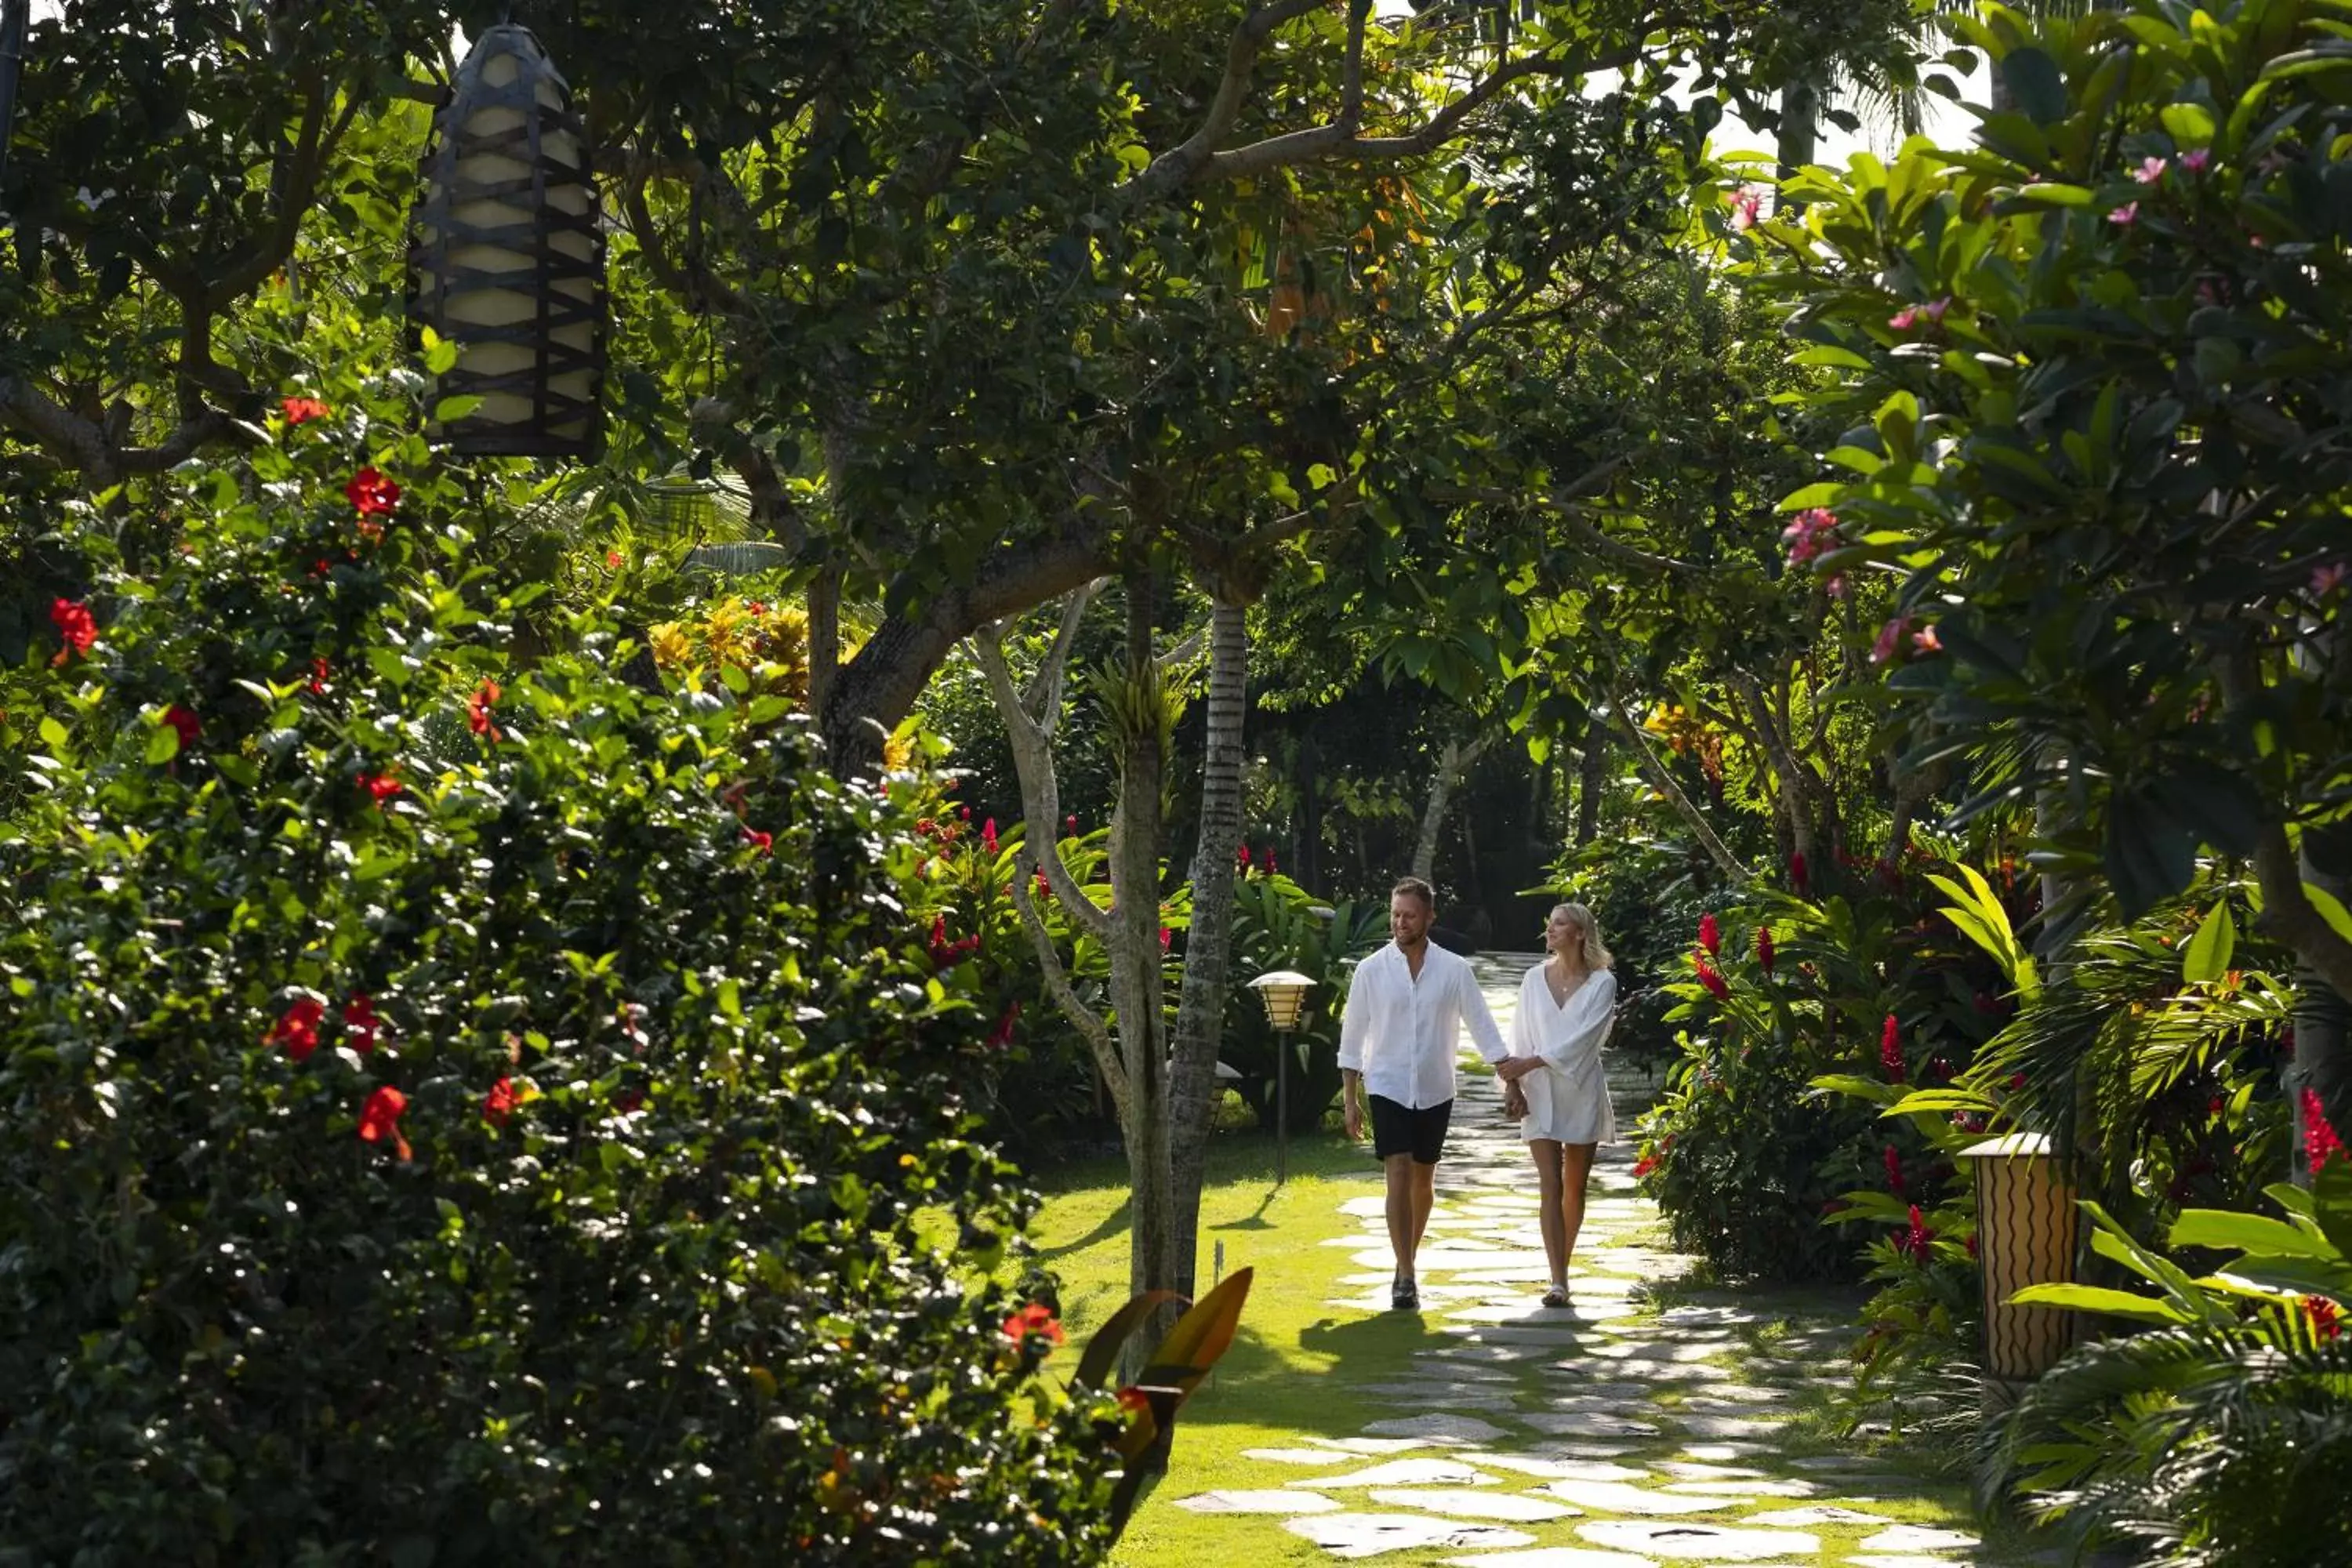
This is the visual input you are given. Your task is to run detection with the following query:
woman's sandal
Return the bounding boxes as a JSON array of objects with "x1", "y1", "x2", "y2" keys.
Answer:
[{"x1": 1541, "y1": 1286, "x2": 1570, "y2": 1310}]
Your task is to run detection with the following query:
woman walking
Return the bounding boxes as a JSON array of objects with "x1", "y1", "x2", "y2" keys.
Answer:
[{"x1": 1494, "y1": 902, "x2": 1617, "y2": 1308}]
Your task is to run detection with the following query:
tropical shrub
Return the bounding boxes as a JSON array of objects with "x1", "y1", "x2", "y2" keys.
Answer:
[
  {"x1": 0, "y1": 387, "x2": 1117, "y2": 1563},
  {"x1": 1987, "y1": 1121, "x2": 2352, "y2": 1564},
  {"x1": 1211, "y1": 872, "x2": 1385, "y2": 1134}
]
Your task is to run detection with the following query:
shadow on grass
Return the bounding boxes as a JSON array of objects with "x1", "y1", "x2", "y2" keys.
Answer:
[{"x1": 1035, "y1": 1197, "x2": 1134, "y2": 1261}]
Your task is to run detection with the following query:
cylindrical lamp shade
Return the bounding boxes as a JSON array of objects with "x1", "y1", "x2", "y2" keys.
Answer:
[
  {"x1": 1958, "y1": 1133, "x2": 2080, "y2": 1381},
  {"x1": 408, "y1": 24, "x2": 607, "y2": 457},
  {"x1": 1249, "y1": 971, "x2": 1316, "y2": 1032}
]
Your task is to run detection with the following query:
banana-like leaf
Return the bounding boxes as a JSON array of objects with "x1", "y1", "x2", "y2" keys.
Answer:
[
  {"x1": 2169, "y1": 1208, "x2": 2339, "y2": 1261},
  {"x1": 1073, "y1": 1290, "x2": 1181, "y2": 1391},
  {"x1": 1812, "y1": 1073, "x2": 1904, "y2": 1105},
  {"x1": 2009, "y1": 1282, "x2": 2193, "y2": 1323},
  {"x1": 1149, "y1": 1266, "x2": 1253, "y2": 1385},
  {"x1": 2204, "y1": 1259, "x2": 2352, "y2": 1302}
]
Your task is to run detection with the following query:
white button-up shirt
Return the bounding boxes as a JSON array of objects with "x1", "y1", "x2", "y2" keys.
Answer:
[{"x1": 1338, "y1": 942, "x2": 1508, "y2": 1109}]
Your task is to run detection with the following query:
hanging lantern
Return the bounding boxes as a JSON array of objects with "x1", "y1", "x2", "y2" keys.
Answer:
[{"x1": 407, "y1": 24, "x2": 607, "y2": 457}]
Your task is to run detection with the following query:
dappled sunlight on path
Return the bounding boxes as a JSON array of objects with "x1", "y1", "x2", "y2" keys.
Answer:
[{"x1": 1163, "y1": 956, "x2": 2023, "y2": 1567}]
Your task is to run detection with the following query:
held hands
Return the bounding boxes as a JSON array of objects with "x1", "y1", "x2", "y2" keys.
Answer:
[{"x1": 1501, "y1": 1082, "x2": 1529, "y2": 1120}]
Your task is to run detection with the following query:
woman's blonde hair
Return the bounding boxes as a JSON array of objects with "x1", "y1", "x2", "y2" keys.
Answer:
[{"x1": 1550, "y1": 902, "x2": 1613, "y2": 971}]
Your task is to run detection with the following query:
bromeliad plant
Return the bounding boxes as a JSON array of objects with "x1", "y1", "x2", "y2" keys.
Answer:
[{"x1": 1985, "y1": 1111, "x2": 2352, "y2": 1562}]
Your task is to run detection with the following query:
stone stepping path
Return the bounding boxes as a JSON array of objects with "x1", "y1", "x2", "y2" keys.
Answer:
[{"x1": 1168, "y1": 953, "x2": 2024, "y2": 1566}]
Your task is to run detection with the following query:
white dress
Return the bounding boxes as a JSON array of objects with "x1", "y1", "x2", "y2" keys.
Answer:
[{"x1": 1511, "y1": 964, "x2": 1618, "y2": 1145}]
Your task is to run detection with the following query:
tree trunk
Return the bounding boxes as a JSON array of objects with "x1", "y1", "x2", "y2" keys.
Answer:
[
  {"x1": 1411, "y1": 735, "x2": 1492, "y2": 884},
  {"x1": 1774, "y1": 77, "x2": 1820, "y2": 212},
  {"x1": 1167, "y1": 597, "x2": 1248, "y2": 1298},
  {"x1": 1106, "y1": 573, "x2": 1176, "y2": 1305},
  {"x1": 2289, "y1": 846, "x2": 2352, "y2": 1185},
  {"x1": 1294, "y1": 727, "x2": 1323, "y2": 891},
  {"x1": 1575, "y1": 717, "x2": 1607, "y2": 847},
  {"x1": 806, "y1": 562, "x2": 840, "y2": 720}
]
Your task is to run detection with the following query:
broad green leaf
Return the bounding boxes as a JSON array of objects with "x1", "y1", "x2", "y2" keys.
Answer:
[
  {"x1": 2181, "y1": 902, "x2": 2237, "y2": 984},
  {"x1": 2167, "y1": 1208, "x2": 2336, "y2": 1260},
  {"x1": 2007, "y1": 1283, "x2": 2190, "y2": 1323},
  {"x1": 2302, "y1": 880, "x2": 2352, "y2": 946},
  {"x1": 145, "y1": 724, "x2": 181, "y2": 764}
]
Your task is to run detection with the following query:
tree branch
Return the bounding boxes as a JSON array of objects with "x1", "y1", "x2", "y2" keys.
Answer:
[
  {"x1": 1022, "y1": 576, "x2": 1108, "y2": 733},
  {"x1": 1010, "y1": 843, "x2": 1132, "y2": 1124},
  {"x1": 1606, "y1": 680, "x2": 1750, "y2": 883},
  {"x1": 971, "y1": 622, "x2": 1116, "y2": 942}
]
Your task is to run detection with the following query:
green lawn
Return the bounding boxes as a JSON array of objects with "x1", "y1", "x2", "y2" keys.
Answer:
[{"x1": 1021, "y1": 1129, "x2": 2050, "y2": 1566}]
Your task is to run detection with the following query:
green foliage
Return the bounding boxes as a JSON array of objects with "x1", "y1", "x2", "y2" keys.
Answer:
[
  {"x1": 1987, "y1": 1164, "x2": 2352, "y2": 1564},
  {"x1": 0, "y1": 380, "x2": 1113, "y2": 1563},
  {"x1": 1208, "y1": 874, "x2": 1385, "y2": 1133}
]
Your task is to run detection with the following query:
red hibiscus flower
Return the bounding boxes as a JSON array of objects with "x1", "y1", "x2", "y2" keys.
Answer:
[
  {"x1": 343, "y1": 993, "x2": 381, "y2": 1054},
  {"x1": 346, "y1": 467, "x2": 400, "y2": 518},
  {"x1": 1697, "y1": 912, "x2": 1721, "y2": 956},
  {"x1": 1880, "y1": 1014, "x2": 1906, "y2": 1083},
  {"x1": 484, "y1": 1076, "x2": 520, "y2": 1127},
  {"x1": 1002, "y1": 1302, "x2": 1065, "y2": 1349},
  {"x1": 267, "y1": 996, "x2": 327, "y2": 1062},
  {"x1": 466, "y1": 678, "x2": 502, "y2": 742},
  {"x1": 163, "y1": 705, "x2": 201, "y2": 750},
  {"x1": 281, "y1": 396, "x2": 330, "y2": 426},
  {"x1": 357, "y1": 1085, "x2": 412, "y2": 1160},
  {"x1": 1632, "y1": 1154, "x2": 1658, "y2": 1178},
  {"x1": 49, "y1": 598, "x2": 97, "y2": 664},
  {"x1": 742, "y1": 826, "x2": 773, "y2": 855},
  {"x1": 1114, "y1": 1385, "x2": 1152, "y2": 1415},
  {"x1": 356, "y1": 771, "x2": 401, "y2": 806},
  {"x1": 308, "y1": 657, "x2": 332, "y2": 695},
  {"x1": 1755, "y1": 925, "x2": 1776, "y2": 975}
]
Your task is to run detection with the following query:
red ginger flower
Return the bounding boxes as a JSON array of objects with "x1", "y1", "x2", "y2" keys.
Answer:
[
  {"x1": 484, "y1": 1076, "x2": 520, "y2": 1127},
  {"x1": 1693, "y1": 953, "x2": 1729, "y2": 1000},
  {"x1": 309, "y1": 657, "x2": 332, "y2": 695},
  {"x1": 1884, "y1": 1143, "x2": 1906, "y2": 1194},
  {"x1": 1237, "y1": 844, "x2": 1252, "y2": 870},
  {"x1": 1788, "y1": 851, "x2": 1809, "y2": 895},
  {"x1": 357, "y1": 1085, "x2": 412, "y2": 1160},
  {"x1": 2306, "y1": 1089, "x2": 2347, "y2": 1176},
  {"x1": 2307, "y1": 1296, "x2": 2342, "y2": 1341},
  {"x1": 981, "y1": 817, "x2": 999, "y2": 856},
  {"x1": 1880, "y1": 1014, "x2": 1906, "y2": 1083},
  {"x1": 1697, "y1": 912, "x2": 1721, "y2": 956},
  {"x1": 281, "y1": 396, "x2": 330, "y2": 426},
  {"x1": 1003, "y1": 1302, "x2": 1064, "y2": 1349},
  {"x1": 1159, "y1": 925, "x2": 1173, "y2": 953},
  {"x1": 1896, "y1": 1204, "x2": 1936, "y2": 1262},
  {"x1": 346, "y1": 467, "x2": 400, "y2": 518},
  {"x1": 268, "y1": 996, "x2": 327, "y2": 1062},
  {"x1": 987, "y1": 1002, "x2": 1021, "y2": 1049},
  {"x1": 1065, "y1": 815, "x2": 1078, "y2": 833},
  {"x1": 343, "y1": 993, "x2": 381, "y2": 1054},
  {"x1": 1033, "y1": 868, "x2": 1051, "y2": 899},
  {"x1": 1755, "y1": 925, "x2": 1776, "y2": 975},
  {"x1": 467, "y1": 679, "x2": 502, "y2": 742},
  {"x1": 49, "y1": 598, "x2": 97, "y2": 664},
  {"x1": 163, "y1": 705, "x2": 201, "y2": 750},
  {"x1": 1265, "y1": 848, "x2": 1278, "y2": 877}
]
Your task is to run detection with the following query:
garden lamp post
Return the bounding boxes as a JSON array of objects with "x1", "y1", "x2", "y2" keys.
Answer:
[
  {"x1": 1248, "y1": 971, "x2": 1316, "y2": 1184},
  {"x1": 407, "y1": 20, "x2": 608, "y2": 457},
  {"x1": 1957, "y1": 1132, "x2": 2081, "y2": 1408}
]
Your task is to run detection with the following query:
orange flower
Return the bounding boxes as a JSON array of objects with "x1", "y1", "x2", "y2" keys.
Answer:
[
  {"x1": 466, "y1": 679, "x2": 502, "y2": 742},
  {"x1": 49, "y1": 598, "x2": 97, "y2": 664},
  {"x1": 357, "y1": 1085, "x2": 412, "y2": 1160},
  {"x1": 1001, "y1": 1302, "x2": 1064, "y2": 1349},
  {"x1": 281, "y1": 396, "x2": 330, "y2": 426}
]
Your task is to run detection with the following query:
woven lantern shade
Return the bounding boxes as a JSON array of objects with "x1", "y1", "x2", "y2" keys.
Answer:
[
  {"x1": 1958, "y1": 1132, "x2": 2081, "y2": 1384},
  {"x1": 408, "y1": 24, "x2": 606, "y2": 457}
]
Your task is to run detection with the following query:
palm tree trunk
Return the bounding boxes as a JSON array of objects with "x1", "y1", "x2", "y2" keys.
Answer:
[
  {"x1": 1774, "y1": 77, "x2": 1820, "y2": 212},
  {"x1": 1167, "y1": 597, "x2": 1248, "y2": 1298}
]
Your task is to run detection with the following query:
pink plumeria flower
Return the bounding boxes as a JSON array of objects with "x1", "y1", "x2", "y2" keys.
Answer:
[
  {"x1": 2133, "y1": 156, "x2": 2168, "y2": 185},
  {"x1": 1911, "y1": 625, "x2": 1944, "y2": 655},
  {"x1": 1728, "y1": 187, "x2": 1764, "y2": 232},
  {"x1": 2180, "y1": 147, "x2": 2212, "y2": 173},
  {"x1": 2109, "y1": 201, "x2": 2140, "y2": 226},
  {"x1": 1871, "y1": 617, "x2": 1911, "y2": 664},
  {"x1": 2314, "y1": 561, "x2": 2350, "y2": 597},
  {"x1": 1825, "y1": 574, "x2": 1849, "y2": 601},
  {"x1": 1889, "y1": 306, "x2": 1919, "y2": 330}
]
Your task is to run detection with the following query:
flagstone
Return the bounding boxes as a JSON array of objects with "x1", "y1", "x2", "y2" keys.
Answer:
[
  {"x1": 1354, "y1": 1381, "x2": 1523, "y2": 1410},
  {"x1": 1283, "y1": 1512, "x2": 1536, "y2": 1559},
  {"x1": 1541, "y1": 1481, "x2": 1732, "y2": 1515},
  {"x1": 1442, "y1": 1552, "x2": 1658, "y2": 1568},
  {"x1": 1440, "y1": 1324, "x2": 1596, "y2": 1347},
  {"x1": 1671, "y1": 1414, "x2": 1788, "y2": 1438},
  {"x1": 1745, "y1": 1505, "x2": 1894, "y2": 1526},
  {"x1": 1360, "y1": 1413, "x2": 1516, "y2": 1444},
  {"x1": 1845, "y1": 1557, "x2": 1964, "y2": 1568},
  {"x1": 1660, "y1": 1479, "x2": 1822, "y2": 1498},
  {"x1": 1300, "y1": 1457, "x2": 1500, "y2": 1489},
  {"x1": 1311, "y1": 1436, "x2": 1449, "y2": 1455},
  {"x1": 1648, "y1": 1462, "x2": 1764, "y2": 1481},
  {"x1": 1457, "y1": 1454, "x2": 1652, "y2": 1482},
  {"x1": 1244, "y1": 1448, "x2": 1370, "y2": 1466},
  {"x1": 1675, "y1": 1443, "x2": 1772, "y2": 1462},
  {"x1": 1178, "y1": 1489, "x2": 1342, "y2": 1514},
  {"x1": 1859, "y1": 1526, "x2": 1980, "y2": 1552},
  {"x1": 1521, "y1": 1412, "x2": 1663, "y2": 1439},
  {"x1": 1368, "y1": 1486, "x2": 1579, "y2": 1521},
  {"x1": 1578, "y1": 1522, "x2": 1821, "y2": 1561}
]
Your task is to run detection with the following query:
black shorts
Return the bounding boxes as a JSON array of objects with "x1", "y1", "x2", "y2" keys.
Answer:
[{"x1": 1369, "y1": 1094, "x2": 1454, "y2": 1165}]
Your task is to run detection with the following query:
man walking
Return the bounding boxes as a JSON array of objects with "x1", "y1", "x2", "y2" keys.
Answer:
[{"x1": 1340, "y1": 877, "x2": 1509, "y2": 1310}]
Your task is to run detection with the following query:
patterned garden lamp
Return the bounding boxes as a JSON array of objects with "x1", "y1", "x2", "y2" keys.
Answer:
[
  {"x1": 407, "y1": 21, "x2": 607, "y2": 457},
  {"x1": 1957, "y1": 1131, "x2": 2080, "y2": 1404},
  {"x1": 1248, "y1": 971, "x2": 1316, "y2": 1184}
]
